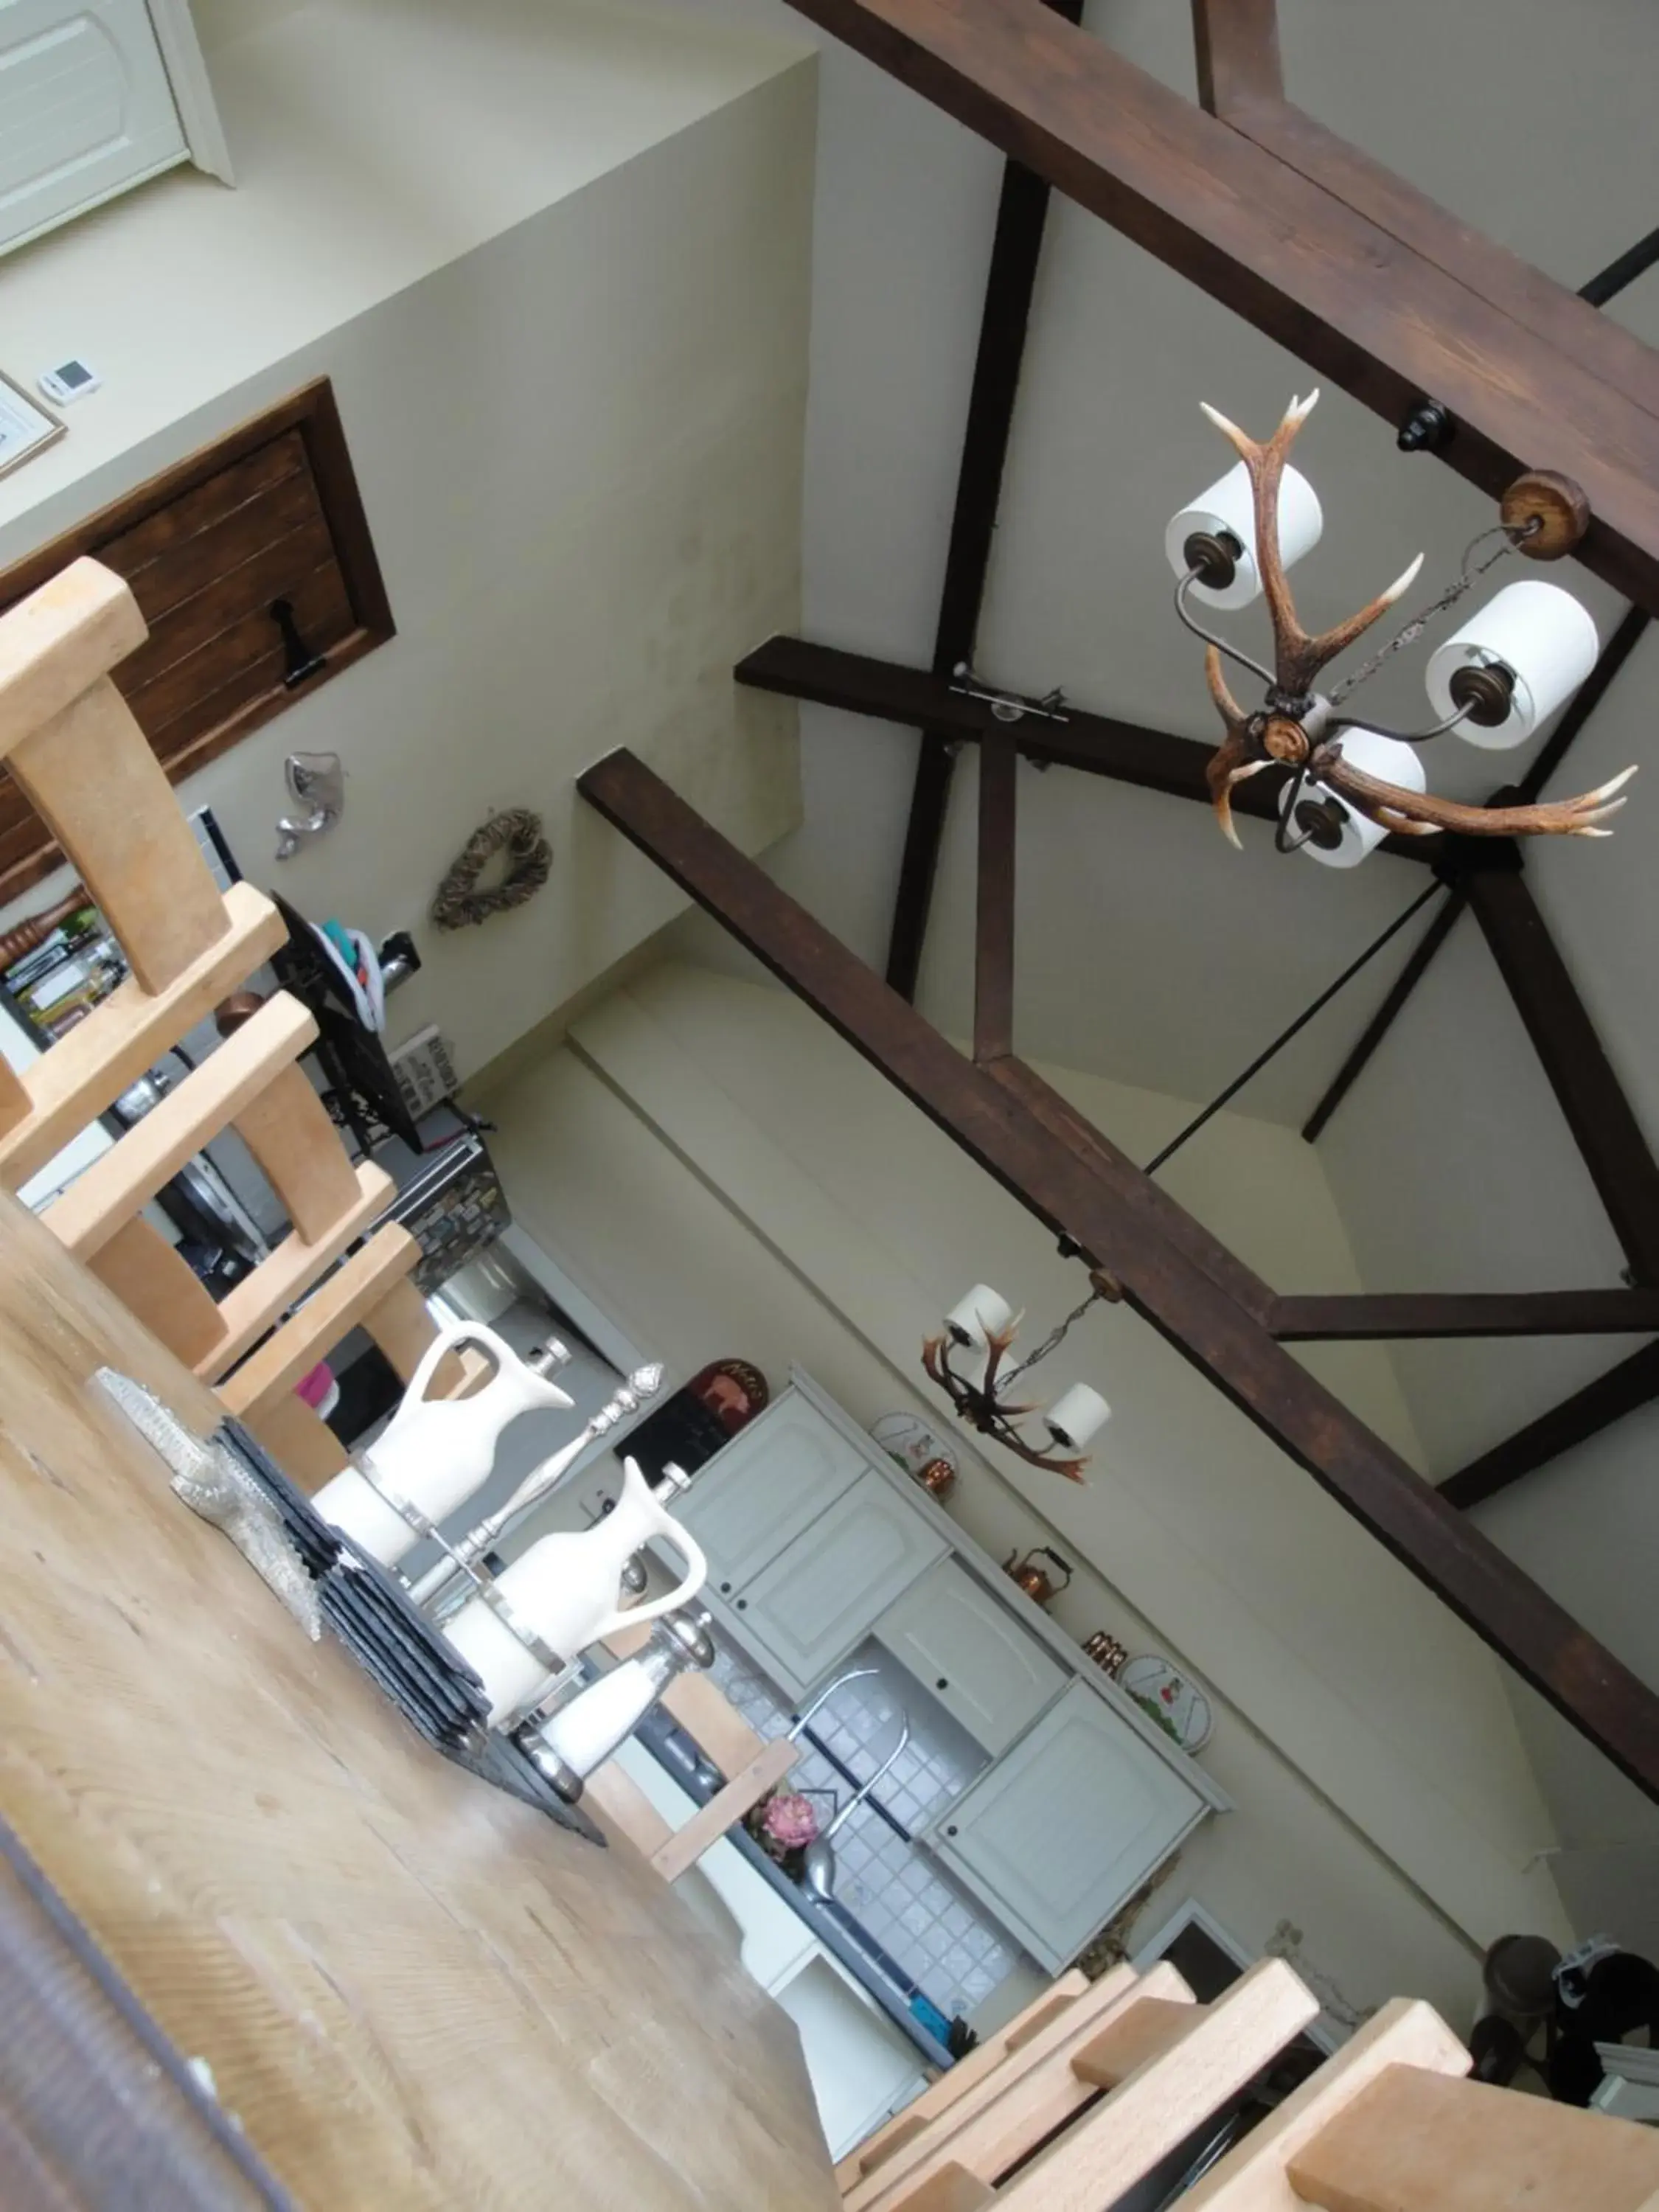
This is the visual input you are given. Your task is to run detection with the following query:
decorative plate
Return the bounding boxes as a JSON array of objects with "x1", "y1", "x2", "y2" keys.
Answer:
[
  {"x1": 870, "y1": 1411, "x2": 958, "y2": 1481},
  {"x1": 1119, "y1": 1655, "x2": 1214, "y2": 1753}
]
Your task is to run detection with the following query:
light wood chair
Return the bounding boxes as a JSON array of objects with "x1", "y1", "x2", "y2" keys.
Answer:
[
  {"x1": 0, "y1": 557, "x2": 466, "y2": 1489},
  {"x1": 847, "y1": 1957, "x2": 1217, "y2": 2212},
  {"x1": 858, "y1": 1956, "x2": 1659, "y2": 2212},
  {"x1": 835, "y1": 1969, "x2": 1091, "y2": 2193}
]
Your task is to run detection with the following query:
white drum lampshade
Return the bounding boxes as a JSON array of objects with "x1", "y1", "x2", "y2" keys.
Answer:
[
  {"x1": 946, "y1": 1284, "x2": 1013, "y2": 1346},
  {"x1": 1045, "y1": 1383, "x2": 1110, "y2": 1452},
  {"x1": 1425, "y1": 580, "x2": 1599, "y2": 750},
  {"x1": 1282, "y1": 729, "x2": 1426, "y2": 869},
  {"x1": 1164, "y1": 460, "x2": 1323, "y2": 611}
]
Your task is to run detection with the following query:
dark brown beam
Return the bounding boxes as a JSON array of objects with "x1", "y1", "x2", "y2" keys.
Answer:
[
  {"x1": 886, "y1": 0, "x2": 1085, "y2": 1003},
  {"x1": 1301, "y1": 891, "x2": 1466, "y2": 1143},
  {"x1": 1441, "y1": 1340, "x2": 1659, "y2": 1510},
  {"x1": 1517, "y1": 606, "x2": 1650, "y2": 803},
  {"x1": 1218, "y1": 101, "x2": 1659, "y2": 429},
  {"x1": 1190, "y1": 0, "x2": 1281, "y2": 116},
  {"x1": 779, "y1": 0, "x2": 1659, "y2": 611},
  {"x1": 987, "y1": 1055, "x2": 1276, "y2": 1324},
  {"x1": 580, "y1": 746, "x2": 1659, "y2": 1803},
  {"x1": 1270, "y1": 1291, "x2": 1659, "y2": 1342},
  {"x1": 1465, "y1": 863, "x2": 1659, "y2": 1285},
  {"x1": 736, "y1": 636, "x2": 1440, "y2": 860},
  {"x1": 974, "y1": 734, "x2": 1017, "y2": 1062}
]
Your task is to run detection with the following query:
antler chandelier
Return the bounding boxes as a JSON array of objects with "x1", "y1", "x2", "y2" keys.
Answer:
[
  {"x1": 1167, "y1": 390, "x2": 1637, "y2": 864},
  {"x1": 922, "y1": 1270, "x2": 1119, "y2": 1483}
]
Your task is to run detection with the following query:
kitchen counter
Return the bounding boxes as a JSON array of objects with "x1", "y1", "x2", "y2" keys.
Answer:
[{"x1": 634, "y1": 1706, "x2": 957, "y2": 2072}]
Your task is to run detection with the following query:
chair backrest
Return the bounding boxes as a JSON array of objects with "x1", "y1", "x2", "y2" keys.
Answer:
[
  {"x1": 0, "y1": 557, "x2": 463, "y2": 1489},
  {"x1": 863, "y1": 1961, "x2": 1659, "y2": 2212},
  {"x1": 836, "y1": 1969, "x2": 1093, "y2": 2193}
]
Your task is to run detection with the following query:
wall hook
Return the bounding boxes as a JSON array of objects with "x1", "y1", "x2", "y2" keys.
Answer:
[
  {"x1": 275, "y1": 751, "x2": 344, "y2": 860},
  {"x1": 270, "y1": 597, "x2": 327, "y2": 687}
]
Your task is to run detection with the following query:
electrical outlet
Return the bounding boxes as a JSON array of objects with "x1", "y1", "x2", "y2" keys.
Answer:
[{"x1": 388, "y1": 1024, "x2": 459, "y2": 1116}]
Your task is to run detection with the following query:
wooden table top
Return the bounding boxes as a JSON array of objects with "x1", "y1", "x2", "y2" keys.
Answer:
[{"x1": 0, "y1": 1188, "x2": 838, "y2": 2209}]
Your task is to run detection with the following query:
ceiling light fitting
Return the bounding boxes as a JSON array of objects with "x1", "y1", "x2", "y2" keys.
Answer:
[
  {"x1": 922, "y1": 1267, "x2": 1119, "y2": 1482},
  {"x1": 1164, "y1": 391, "x2": 1636, "y2": 867}
]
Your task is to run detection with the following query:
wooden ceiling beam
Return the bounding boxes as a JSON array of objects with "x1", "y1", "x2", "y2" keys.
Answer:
[
  {"x1": 580, "y1": 745, "x2": 1659, "y2": 1804},
  {"x1": 884, "y1": 0, "x2": 1085, "y2": 1004},
  {"x1": 1441, "y1": 1340, "x2": 1659, "y2": 1509},
  {"x1": 1270, "y1": 1291, "x2": 1659, "y2": 1342},
  {"x1": 974, "y1": 733, "x2": 1018, "y2": 1062},
  {"x1": 779, "y1": 0, "x2": 1659, "y2": 611},
  {"x1": 1189, "y1": 0, "x2": 1281, "y2": 117},
  {"x1": 1213, "y1": 92, "x2": 1659, "y2": 429},
  {"x1": 737, "y1": 634, "x2": 1439, "y2": 860},
  {"x1": 1464, "y1": 861, "x2": 1659, "y2": 1287},
  {"x1": 986, "y1": 1054, "x2": 1276, "y2": 1324}
]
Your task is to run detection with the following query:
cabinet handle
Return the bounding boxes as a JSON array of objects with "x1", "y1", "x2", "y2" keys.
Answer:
[
  {"x1": 945, "y1": 1824, "x2": 958, "y2": 1837},
  {"x1": 936, "y1": 1677, "x2": 949, "y2": 1691},
  {"x1": 736, "y1": 1598, "x2": 748, "y2": 1611},
  {"x1": 719, "y1": 1581, "x2": 732, "y2": 1595}
]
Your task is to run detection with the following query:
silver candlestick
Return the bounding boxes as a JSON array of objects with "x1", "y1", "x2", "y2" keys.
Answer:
[{"x1": 409, "y1": 1363, "x2": 664, "y2": 1610}]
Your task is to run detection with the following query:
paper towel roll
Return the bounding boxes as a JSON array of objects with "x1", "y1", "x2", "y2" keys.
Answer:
[
  {"x1": 1165, "y1": 460, "x2": 1322, "y2": 611},
  {"x1": 1045, "y1": 1383, "x2": 1110, "y2": 1450},
  {"x1": 1425, "y1": 580, "x2": 1599, "y2": 750},
  {"x1": 1284, "y1": 729, "x2": 1426, "y2": 869},
  {"x1": 946, "y1": 1284, "x2": 1012, "y2": 1346}
]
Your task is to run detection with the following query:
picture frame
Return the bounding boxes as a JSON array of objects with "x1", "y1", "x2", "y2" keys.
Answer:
[{"x1": 0, "y1": 369, "x2": 64, "y2": 481}]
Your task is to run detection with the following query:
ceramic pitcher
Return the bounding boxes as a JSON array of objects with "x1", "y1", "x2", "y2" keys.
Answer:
[
  {"x1": 443, "y1": 1455, "x2": 708, "y2": 1726},
  {"x1": 315, "y1": 1322, "x2": 574, "y2": 1566}
]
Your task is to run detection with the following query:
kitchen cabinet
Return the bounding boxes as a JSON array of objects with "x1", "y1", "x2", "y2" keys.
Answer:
[
  {"x1": 929, "y1": 1683, "x2": 1208, "y2": 1973},
  {"x1": 0, "y1": 1, "x2": 188, "y2": 259},
  {"x1": 730, "y1": 1470, "x2": 947, "y2": 1700},
  {"x1": 678, "y1": 1394, "x2": 866, "y2": 1599},
  {"x1": 874, "y1": 1557, "x2": 1065, "y2": 1757}
]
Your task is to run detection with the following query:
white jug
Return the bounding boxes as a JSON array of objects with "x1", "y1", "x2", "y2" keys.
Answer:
[
  {"x1": 444, "y1": 1455, "x2": 707, "y2": 1726},
  {"x1": 315, "y1": 1322, "x2": 574, "y2": 1566}
]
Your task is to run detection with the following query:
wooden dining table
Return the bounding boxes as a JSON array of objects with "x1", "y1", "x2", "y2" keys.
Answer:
[{"x1": 0, "y1": 1186, "x2": 840, "y2": 2209}]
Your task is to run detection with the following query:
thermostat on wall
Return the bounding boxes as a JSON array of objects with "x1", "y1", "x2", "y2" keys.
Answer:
[{"x1": 38, "y1": 359, "x2": 100, "y2": 406}]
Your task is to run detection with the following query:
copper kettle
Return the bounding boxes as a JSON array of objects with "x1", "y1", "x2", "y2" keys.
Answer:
[{"x1": 1002, "y1": 1545, "x2": 1073, "y2": 1608}]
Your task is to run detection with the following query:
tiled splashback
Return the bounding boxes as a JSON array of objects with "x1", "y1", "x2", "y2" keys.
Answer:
[{"x1": 711, "y1": 1639, "x2": 1032, "y2": 2020}]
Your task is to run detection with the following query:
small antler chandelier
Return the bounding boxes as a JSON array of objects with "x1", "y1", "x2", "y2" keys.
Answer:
[
  {"x1": 1166, "y1": 390, "x2": 1636, "y2": 866},
  {"x1": 922, "y1": 1267, "x2": 1119, "y2": 1483}
]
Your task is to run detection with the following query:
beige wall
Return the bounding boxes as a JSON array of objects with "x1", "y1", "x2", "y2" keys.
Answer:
[
  {"x1": 481, "y1": 956, "x2": 1580, "y2": 2024},
  {"x1": 0, "y1": 4, "x2": 814, "y2": 1082}
]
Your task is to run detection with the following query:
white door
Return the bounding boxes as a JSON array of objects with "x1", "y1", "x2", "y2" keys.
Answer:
[
  {"x1": 678, "y1": 1390, "x2": 866, "y2": 1599},
  {"x1": 1, "y1": 0, "x2": 186, "y2": 256},
  {"x1": 731, "y1": 1469, "x2": 947, "y2": 1700},
  {"x1": 873, "y1": 1557, "x2": 1065, "y2": 1756},
  {"x1": 930, "y1": 1682, "x2": 1206, "y2": 1972}
]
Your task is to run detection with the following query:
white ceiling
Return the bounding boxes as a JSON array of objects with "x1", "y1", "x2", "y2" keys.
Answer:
[{"x1": 659, "y1": 0, "x2": 1659, "y2": 1124}]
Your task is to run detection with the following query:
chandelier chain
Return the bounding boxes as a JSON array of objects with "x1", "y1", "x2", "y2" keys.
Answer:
[
  {"x1": 1327, "y1": 522, "x2": 1528, "y2": 709},
  {"x1": 1003, "y1": 1284, "x2": 1111, "y2": 1385}
]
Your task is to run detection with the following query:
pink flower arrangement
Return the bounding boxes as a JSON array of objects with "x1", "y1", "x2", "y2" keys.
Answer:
[{"x1": 760, "y1": 1791, "x2": 820, "y2": 1850}]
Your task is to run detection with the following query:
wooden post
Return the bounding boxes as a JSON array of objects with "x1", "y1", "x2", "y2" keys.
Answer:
[{"x1": 0, "y1": 562, "x2": 232, "y2": 992}]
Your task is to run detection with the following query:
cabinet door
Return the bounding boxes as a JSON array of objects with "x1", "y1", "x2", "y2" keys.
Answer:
[
  {"x1": 873, "y1": 1558, "x2": 1065, "y2": 1756},
  {"x1": 678, "y1": 1393, "x2": 866, "y2": 1599},
  {"x1": 931, "y1": 1683, "x2": 1205, "y2": 1972},
  {"x1": 0, "y1": 1, "x2": 187, "y2": 257},
  {"x1": 733, "y1": 1470, "x2": 947, "y2": 1700}
]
